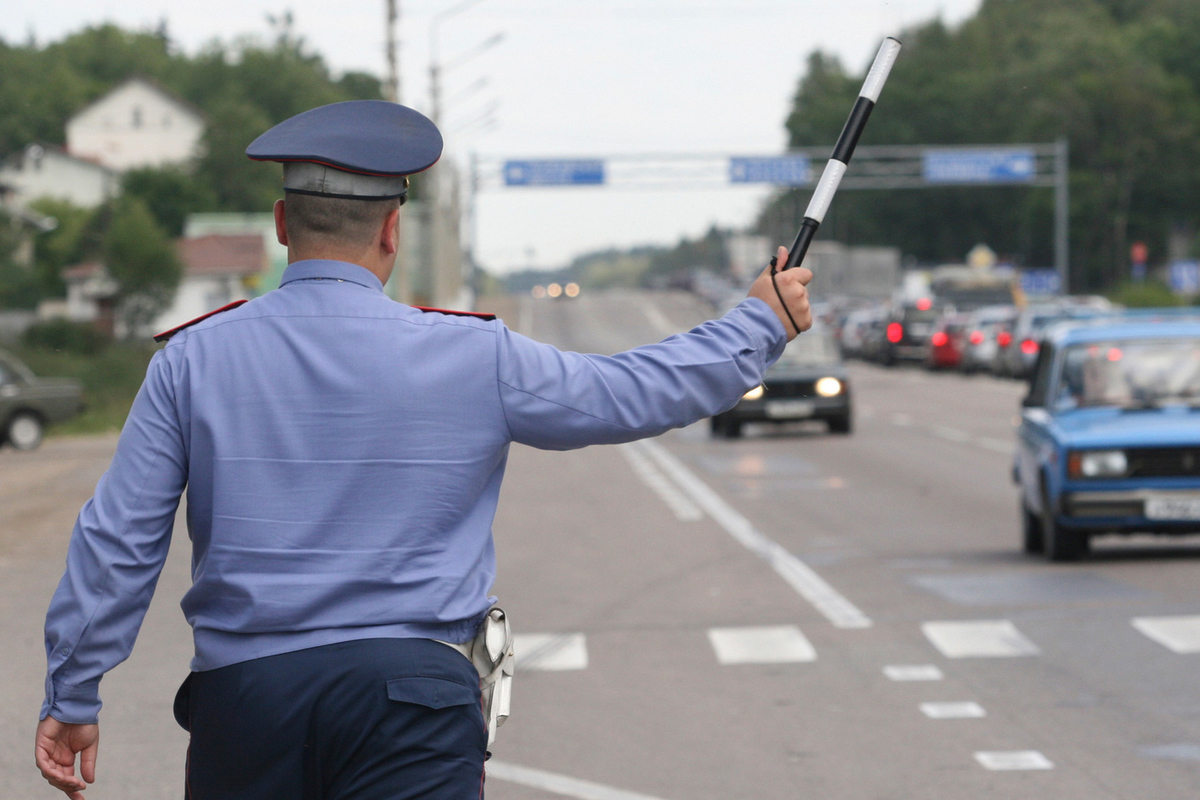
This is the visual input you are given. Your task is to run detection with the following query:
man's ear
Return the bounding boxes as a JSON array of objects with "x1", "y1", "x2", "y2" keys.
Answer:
[
  {"x1": 380, "y1": 207, "x2": 401, "y2": 256},
  {"x1": 273, "y1": 199, "x2": 289, "y2": 246}
]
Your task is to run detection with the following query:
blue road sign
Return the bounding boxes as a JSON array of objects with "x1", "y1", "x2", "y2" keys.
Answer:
[
  {"x1": 1169, "y1": 260, "x2": 1200, "y2": 294},
  {"x1": 504, "y1": 159, "x2": 605, "y2": 186},
  {"x1": 1020, "y1": 269, "x2": 1060, "y2": 297},
  {"x1": 923, "y1": 148, "x2": 1036, "y2": 184},
  {"x1": 729, "y1": 156, "x2": 812, "y2": 186}
]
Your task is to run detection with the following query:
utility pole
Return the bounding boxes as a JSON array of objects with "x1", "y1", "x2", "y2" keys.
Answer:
[
  {"x1": 1054, "y1": 137, "x2": 1070, "y2": 295},
  {"x1": 383, "y1": 0, "x2": 413, "y2": 303},
  {"x1": 384, "y1": 0, "x2": 400, "y2": 103}
]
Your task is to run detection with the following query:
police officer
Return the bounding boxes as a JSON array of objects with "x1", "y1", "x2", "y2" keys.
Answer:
[{"x1": 35, "y1": 100, "x2": 812, "y2": 799}]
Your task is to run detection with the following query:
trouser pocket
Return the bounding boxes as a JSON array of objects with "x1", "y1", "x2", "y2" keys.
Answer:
[{"x1": 173, "y1": 673, "x2": 195, "y2": 732}]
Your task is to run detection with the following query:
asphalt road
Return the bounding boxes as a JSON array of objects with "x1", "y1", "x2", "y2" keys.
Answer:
[{"x1": 4, "y1": 289, "x2": 1200, "y2": 799}]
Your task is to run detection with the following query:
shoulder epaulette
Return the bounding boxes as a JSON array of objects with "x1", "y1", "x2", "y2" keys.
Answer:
[
  {"x1": 413, "y1": 306, "x2": 497, "y2": 322},
  {"x1": 153, "y1": 300, "x2": 249, "y2": 343}
]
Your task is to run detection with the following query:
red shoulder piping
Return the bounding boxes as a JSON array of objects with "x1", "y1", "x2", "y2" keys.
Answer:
[
  {"x1": 413, "y1": 306, "x2": 497, "y2": 321},
  {"x1": 153, "y1": 300, "x2": 249, "y2": 343}
]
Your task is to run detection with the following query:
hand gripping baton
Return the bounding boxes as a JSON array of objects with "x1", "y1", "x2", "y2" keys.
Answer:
[{"x1": 779, "y1": 36, "x2": 902, "y2": 273}]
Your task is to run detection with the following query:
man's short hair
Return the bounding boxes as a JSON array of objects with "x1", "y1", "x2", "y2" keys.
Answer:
[{"x1": 284, "y1": 192, "x2": 400, "y2": 251}]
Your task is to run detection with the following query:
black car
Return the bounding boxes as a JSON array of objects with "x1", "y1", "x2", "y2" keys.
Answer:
[
  {"x1": 878, "y1": 301, "x2": 941, "y2": 365},
  {"x1": 710, "y1": 328, "x2": 851, "y2": 438}
]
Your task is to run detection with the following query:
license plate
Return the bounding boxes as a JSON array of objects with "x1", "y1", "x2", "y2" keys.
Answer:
[
  {"x1": 1145, "y1": 497, "x2": 1200, "y2": 520},
  {"x1": 765, "y1": 399, "x2": 815, "y2": 419}
]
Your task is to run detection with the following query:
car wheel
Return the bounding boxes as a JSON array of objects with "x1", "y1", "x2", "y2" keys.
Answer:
[
  {"x1": 6, "y1": 412, "x2": 43, "y2": 451},
  {"x1": 1021, "y1": 499, "x2": 1044, "y2": 554},
  {"x1": 722, "y1": 420, "x2": 743, "y2": 439},
  {"x1": 828, "y1": 414, "x2": 852, "y2": 435},
  {"x1": 1041, "y1": 488, "x2": 1088, "y2": 561}
]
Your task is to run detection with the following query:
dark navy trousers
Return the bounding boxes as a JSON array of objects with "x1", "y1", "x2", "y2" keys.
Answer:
[{"x1": 174, "y1": 638, "x2": 487, "y2": 800}]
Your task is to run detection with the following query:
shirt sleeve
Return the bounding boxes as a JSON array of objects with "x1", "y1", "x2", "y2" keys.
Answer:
[
  {"x1": 497, "y1": 297, "x2": 787, "y2": 450},
  {"x1": 42, "y1": 348, "x2": 188, "y2": 724}
]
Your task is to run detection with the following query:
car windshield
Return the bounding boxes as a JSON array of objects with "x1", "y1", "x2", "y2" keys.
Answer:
[
  {"x1": 773, "y1": 332, "x2": 839, "y2": 367},
  {"x1": 1055, "y1": 338, "x2": 1200, "y2": 409}
]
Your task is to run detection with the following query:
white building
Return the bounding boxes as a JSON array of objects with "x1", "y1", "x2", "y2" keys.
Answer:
[
  {"x1": 151, "y1": 234, "x2": 266, "y2": 333},
  {"x1": 62, "y1": 234, "x2": 266, "y2": 339},
  {"x1": 66, "y1": 77, "x2": 205, "y2": 172},
  {"x1": 0, "y1": 144, "x2": 118, "y2": 208}
]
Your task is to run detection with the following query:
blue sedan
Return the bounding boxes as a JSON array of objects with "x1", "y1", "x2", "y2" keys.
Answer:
[{"x1": 1016, "y1": 318, "x2": 1200, "y2": 560}]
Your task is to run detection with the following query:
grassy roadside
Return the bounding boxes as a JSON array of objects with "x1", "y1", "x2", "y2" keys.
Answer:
[{"x1": 9, "y1": 343, "x2": 156, "y2": 437}]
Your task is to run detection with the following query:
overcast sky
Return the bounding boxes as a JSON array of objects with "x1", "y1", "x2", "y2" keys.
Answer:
[{"x1": 3, "y1": 0, "x2": 982, "y2": 273}]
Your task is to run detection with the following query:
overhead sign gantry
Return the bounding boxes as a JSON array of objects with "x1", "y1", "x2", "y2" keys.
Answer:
[{"x1": 472, "y1": 140, "x2": 1070, "y2": 291}]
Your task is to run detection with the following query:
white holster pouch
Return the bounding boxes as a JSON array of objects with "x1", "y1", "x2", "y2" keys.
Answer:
[{"x1": 437, "y1": 607, "x2": 514, "y2": 747}]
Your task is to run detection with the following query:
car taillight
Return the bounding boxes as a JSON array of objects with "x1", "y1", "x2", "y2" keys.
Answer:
[
  {"x1": 1020, "y1": 338, "x2": 1039, "y2": 355},
  {"x1": 887, "y1": 322, "x2": 903, "y2": 343},
  {"x1": 997, "y1": 331, "x2": 1012, "y2": 347},
  {"x1": 931, "y1": 331, "x2": 948, "y2": 347},
  {"x1": 969, "y1": 330, "x2": 984, "y2": 345}
]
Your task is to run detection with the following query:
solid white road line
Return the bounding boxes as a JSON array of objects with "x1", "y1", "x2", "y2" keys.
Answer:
[
  {"x1": 707, "y1": 625, "x2": 817, "y2": 665},
  {"x1": 1131, "y1": 615, "x2": 1200, "y2": 654},
  {"x1": 515, "y1": 633, "x2": 589, "y2": 671},
  {"x1": 638, "y1": 297, "x2": 677, "y2": 338},
  {"x1": 976, "y1": 437, "x2": 1013, "y2": 454},
  {"x1": 618, "y1": 443, "x2": 703, "y2": 522},
  {"x1": 883, "y1": 664, "x2": 944, "y2": 681},
  {"x1": 921, "y1": 620, "x2": 1040, "y2": 658},
  {"x1": 487, "y1": 761, "x2": 669, "y2": 800},
  {"x1": 518, "y1": 296, "x2": 533, "y2": 337},
  {"x1": 637, "y1": 439, "x2": 873, "y2": 629},
  {"x1": 920, "y1": 701, "x2": 986, "y2": 719},
  {"x1": 974, "y1": 751, "x2": 1054, "y2": 771}
]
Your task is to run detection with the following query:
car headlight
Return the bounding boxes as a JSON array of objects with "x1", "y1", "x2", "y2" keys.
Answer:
[
  {"x1": 743, "y1": 385, "x2": 764, "y2": 400},
  {"x1": 815, "y1": 377, "x2": 842, "y2": 397},
  {"x1": 1068, "y1": 449, "x2": 1128, "y2": 479}
]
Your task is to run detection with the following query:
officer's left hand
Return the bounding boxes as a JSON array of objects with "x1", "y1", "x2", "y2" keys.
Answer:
[
  {"x1": 35, "y1": 716, "x2": 98, "y2": 800},
  {"x1": 748, "y1": 245, "x2": 813, "y2": 340}
]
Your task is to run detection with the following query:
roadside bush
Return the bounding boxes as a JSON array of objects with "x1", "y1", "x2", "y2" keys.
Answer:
[
  {"x1": 1108, "y1": 281, "x2": 1184, "y2": 308},
  {"x1": 22, "y1": 318, "x2": 111, "y2": 355}
]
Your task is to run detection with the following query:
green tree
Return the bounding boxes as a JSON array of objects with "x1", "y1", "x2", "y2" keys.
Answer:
[
  {"x1": 762, "y1": 0, "x2": 1200, "y2": 292},
  {"x1": 122, "y1": 166, "x2": 219, "y2": 236},
  {"x1": 28, "y1": 198, "x2": 95, "y2": 298},
  {"x1": 103, "y1": 197, "x2": 181, "y2": 333}
]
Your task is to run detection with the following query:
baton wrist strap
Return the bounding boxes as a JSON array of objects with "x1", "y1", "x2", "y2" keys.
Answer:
[{"x1": 769, "y1": 257, "x2": 802, "y2": 336}]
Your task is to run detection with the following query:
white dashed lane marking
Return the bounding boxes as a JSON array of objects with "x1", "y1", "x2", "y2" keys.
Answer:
[
  {"x1": 618, "y1": 443, "x2": 703, "y2": 522},
  {"x1": 921, "y1": 620, "x2": 1040, "y2": 658},
  {"x1": 884, "y1": 664, "x2": 944, "y2": 681},
  {"x1": 887, "y1": 413, "x2": 1013, "y2": 456},
  {"x1": 919, "y1": 701, "x2": 986, "y2": 719},
  {"x1": 707, "y1": 625, "x2": 817, "y2": 665},
  {"x1": 974, "y1": 751, "x2": 1054, "y2": 771},
  {"x1": 1132, "y1": 615, "x2": 1200, "y2": 654},
  {"x1": 487, "y1": 761, "x2": 668, "y2": 800},
  {"x1": 516, "y1": 633, "x2": 589, "y2": 671},
  {"x1": 636, "y1": 438, "x2": 873, "y2": 629}
]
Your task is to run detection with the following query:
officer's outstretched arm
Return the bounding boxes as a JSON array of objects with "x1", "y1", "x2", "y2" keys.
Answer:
[{"x1": 496, "y1": 285, "x2": 789, "y2": 450}]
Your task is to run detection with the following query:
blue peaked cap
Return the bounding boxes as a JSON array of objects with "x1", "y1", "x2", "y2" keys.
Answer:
[{"x1": 246, "y1": 101, "x2": 442, "y2": 198}]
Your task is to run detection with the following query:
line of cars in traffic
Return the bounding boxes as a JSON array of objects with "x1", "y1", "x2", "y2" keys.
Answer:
[{"x1": 839, "y1": 295, "x2": 1114, "y2": 380}]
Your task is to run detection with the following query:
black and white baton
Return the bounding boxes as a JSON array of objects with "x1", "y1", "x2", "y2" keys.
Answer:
[{"x1": 778, "y1": 36, "x2": 902, "y2": 273}]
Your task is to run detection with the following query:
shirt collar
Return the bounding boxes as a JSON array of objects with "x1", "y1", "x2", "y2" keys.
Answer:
[{"x1": 280, "y1": 260, "x2": 384, "y2": 292}]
